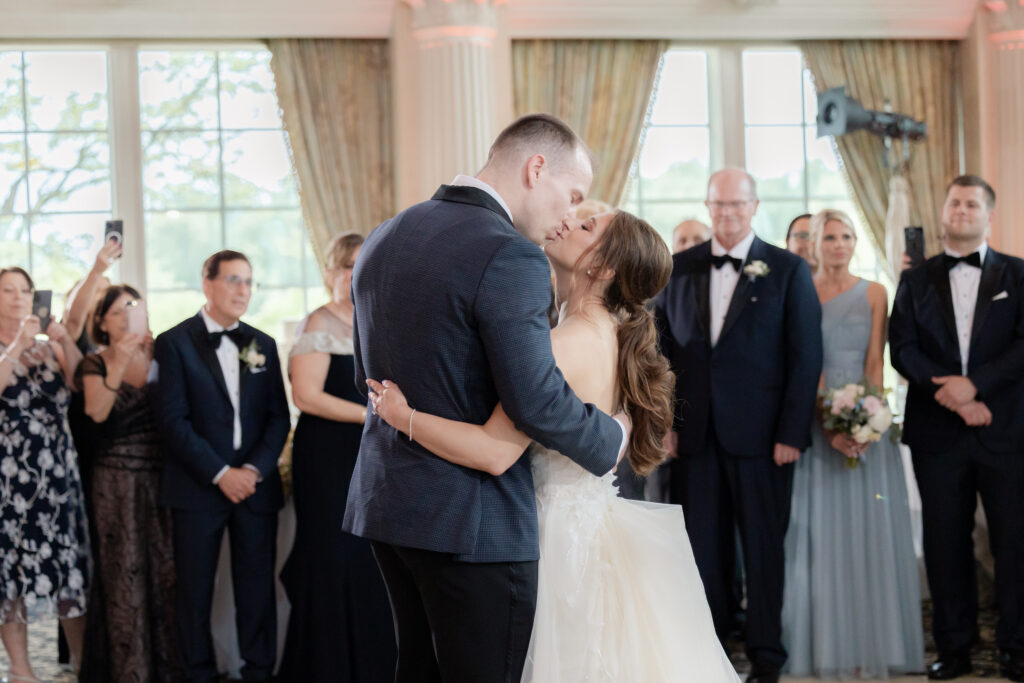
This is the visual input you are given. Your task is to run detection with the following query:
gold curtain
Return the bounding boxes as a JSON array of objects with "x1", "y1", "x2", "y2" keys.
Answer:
[
  {"x1": 800, "y1": 40, "x2": 961, "y2": 272},
  {"x1": 268, "y1": 39, "x2": 394, "y2": 269},
  {"x1": 512, "y1": 40, "x2": 667, "y2": 206}
]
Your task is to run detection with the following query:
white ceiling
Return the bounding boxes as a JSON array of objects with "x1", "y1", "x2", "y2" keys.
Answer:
[{"x1": 0, "y1": 0, "x2": 982, "y2": 41}]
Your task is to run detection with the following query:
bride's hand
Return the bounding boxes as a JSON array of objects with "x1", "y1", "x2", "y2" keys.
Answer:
[{"x1": 367, "y1": 378, "x2": 413, "y2": 434}]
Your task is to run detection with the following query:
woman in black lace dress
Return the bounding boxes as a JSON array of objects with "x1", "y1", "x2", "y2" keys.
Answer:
[
  {"x1": 76, "y1": 285, "x2": 180, "y2": 682},
  {"x1": 278, "y1": 233, "x2": 395, "y2": 682}
]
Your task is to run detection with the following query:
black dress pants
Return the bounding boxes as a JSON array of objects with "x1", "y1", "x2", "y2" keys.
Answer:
[
  {"x1": 912, "y1": 431, "x2": 1024, "y2": 656},
  {"x1": 372, "y1": 542, "x2": 538, "y2": 683},
  {"x1": 670, "y1": 432, "x2": 795, "y2": 668},
  {"x1": 173, "y1": 505, "x2": 278, "y2": 683}
]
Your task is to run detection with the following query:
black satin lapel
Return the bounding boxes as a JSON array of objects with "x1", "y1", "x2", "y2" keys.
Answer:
[
  {"x1": 189, "y1": 324, "x2": 231, "y2": 404},
  {"x1": 971, "y1": 253, "x2": 1005, "y2": 344},
  {"x1": 719, "y1": 275, "x2": 752, "y2": 342},
  {"x1": 695, "y1": 264, "x2": 711, "y2": 341},
  {"x1": 926, "y1": 257, "x2": 959, "y2": 344}
]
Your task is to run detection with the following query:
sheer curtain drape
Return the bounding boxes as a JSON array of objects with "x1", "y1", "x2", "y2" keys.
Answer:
[
  {"x1": 512, "y1": 40, "x2": 667, "y2": 207},
  {"x1": 268, "y1": 39, "x2": 394, "y2": 268}
]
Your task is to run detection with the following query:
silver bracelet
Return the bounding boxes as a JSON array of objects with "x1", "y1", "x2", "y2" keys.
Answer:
[{"x1": 408, "y1": 408, "x2": 417, "y2": 443}]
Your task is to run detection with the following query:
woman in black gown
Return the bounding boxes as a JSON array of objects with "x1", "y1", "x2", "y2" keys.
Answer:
[{"x1": 278, "y1": 233, "x2": 395, "y2": 682}]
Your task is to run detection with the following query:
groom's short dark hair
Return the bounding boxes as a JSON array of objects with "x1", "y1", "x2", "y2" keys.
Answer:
[
  {"x1": 947, "y1": 174, "x2": 996, "y2": 209},
  {"x1": 203, "y1": 250, "x2": 251, "y2": 281},
  {"x1": 487, "y1": 113, "x2": 592, "y2": 171}
]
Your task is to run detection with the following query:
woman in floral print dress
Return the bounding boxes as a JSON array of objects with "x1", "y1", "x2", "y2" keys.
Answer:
[{"x1": 0, "y1": 267, "x2": 90, "y2": 681}]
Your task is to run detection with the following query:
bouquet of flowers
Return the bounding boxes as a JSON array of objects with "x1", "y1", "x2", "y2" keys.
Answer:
[{"x1": 819, "y1": 382, "x2": 899, "y2": 468}]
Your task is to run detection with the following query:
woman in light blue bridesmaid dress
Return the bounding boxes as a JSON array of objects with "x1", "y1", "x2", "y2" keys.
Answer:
[{"x1": 782, "y1": 209, "x2": 924, "y2": 679}]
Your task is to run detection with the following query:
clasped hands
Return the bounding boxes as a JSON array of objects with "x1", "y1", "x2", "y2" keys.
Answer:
[
  {"x1": 932, "y1": 375, "x2": 991, "y2": 427},
  {"x1": 218, "y1": 467, "x2": 260, "y2": 504}
]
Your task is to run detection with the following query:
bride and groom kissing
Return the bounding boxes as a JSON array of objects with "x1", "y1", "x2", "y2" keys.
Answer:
[{"x1": 343, "y1": 114, "x2": 741, "y2": 682}]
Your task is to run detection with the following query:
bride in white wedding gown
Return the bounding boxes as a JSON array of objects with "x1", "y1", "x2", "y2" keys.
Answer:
[{"x1": 369, "y1": 210, "x2": 739, "y2": 683}]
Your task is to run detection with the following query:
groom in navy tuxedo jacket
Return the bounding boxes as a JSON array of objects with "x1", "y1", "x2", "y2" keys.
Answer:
[
  {"x1": 155, "y1": 251, "x2": 290, "y2": 683},
  {"x1": 344, "y1": 114, "x2": 628, "y2": 682},
  {"x1": 655, "y1": 168, "x2": 822, "y2": 683},
  {"x1": 890, "y1": 175, "x2": 1024, "y2": 682}
]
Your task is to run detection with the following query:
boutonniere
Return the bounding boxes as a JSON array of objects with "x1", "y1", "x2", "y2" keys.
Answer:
[
  {"x1": 743, "y1": 260, "x2": 770, "y2": 281},
  {"x1": 240, "y1": 339, "x2": 266, "y2": 372}
]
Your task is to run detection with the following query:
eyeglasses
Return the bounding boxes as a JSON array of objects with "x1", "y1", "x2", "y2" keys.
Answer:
[
  {"x1": 220, "y1": 275, "x2": 258, "y2": 290},
  {"x1": 790, "y1": 231, "x2": 811, "y2": 241},
  {"x1": 706, "y1": 200, "x2": 754, "y2": 212}
]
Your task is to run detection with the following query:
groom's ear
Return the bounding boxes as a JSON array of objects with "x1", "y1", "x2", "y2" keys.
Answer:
[{"x1": 524, "y1": 154, "x2": 547, "y2": 188}]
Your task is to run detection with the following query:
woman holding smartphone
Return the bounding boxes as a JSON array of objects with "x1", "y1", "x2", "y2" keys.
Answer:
[{"x1": 76, "y1": 285, "x2": 181, "y2": 682}]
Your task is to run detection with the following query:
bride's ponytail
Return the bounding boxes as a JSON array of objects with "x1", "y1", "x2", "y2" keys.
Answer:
[{"x1": 586, "y1": 212, "x2": 675, "y2": 476}]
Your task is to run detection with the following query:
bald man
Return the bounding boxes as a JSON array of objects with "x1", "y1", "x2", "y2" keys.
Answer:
[
  {"x1": 672, "y1": 218, "x2": 712, "y2": 254},
  {"x1": 655, "y1": 167, "x2": 822, "y2": 683}
]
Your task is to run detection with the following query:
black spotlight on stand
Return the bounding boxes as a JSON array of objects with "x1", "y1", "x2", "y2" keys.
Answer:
[{"x1": 816, "y1": 87, "x2": 926, "y2": 165}]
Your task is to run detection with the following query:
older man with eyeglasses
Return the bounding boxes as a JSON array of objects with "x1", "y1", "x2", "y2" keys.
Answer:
[{"x1": 655, "y1": 167, "x2": 823, "y2": 683}]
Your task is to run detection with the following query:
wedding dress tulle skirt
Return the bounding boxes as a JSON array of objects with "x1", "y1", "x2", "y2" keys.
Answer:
[{"x1": 523, "y1": 445, "x2": 740, "y2": 683}]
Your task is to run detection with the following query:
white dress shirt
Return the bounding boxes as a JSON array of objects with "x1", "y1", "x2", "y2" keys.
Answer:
[
  {"x1": 945, "y1": 242, "x2": 988, "y2": 375},
  {"x1": 709, "y1": 231, "x2": 755, "y2": 347},
  {"x1": 201, "y1": 307, "x2": 255, "y2": 485},
  {"x1": 450, "y1": 174, "x2": 628, "y2": 464}
]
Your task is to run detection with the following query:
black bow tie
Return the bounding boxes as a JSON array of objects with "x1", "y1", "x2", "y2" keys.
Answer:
[
  {"x1": 207, "y1": 327, "x2": 251, "y2": 349},
  {"x1": 711, "y1": 254, "x2": 743, "y2": 272},
  {"x1": 943, "y1": 252, "x2": 982, "y2": 270}
]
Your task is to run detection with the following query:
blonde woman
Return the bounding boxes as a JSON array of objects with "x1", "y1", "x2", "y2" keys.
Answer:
[{"x1": 781, "y1": 209, "x2": 924, "y2": 678}]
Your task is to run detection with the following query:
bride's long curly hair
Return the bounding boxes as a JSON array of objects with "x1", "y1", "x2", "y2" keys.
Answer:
[{"x1": 581, "y1": 211, "x2": 675, "y2": 476}]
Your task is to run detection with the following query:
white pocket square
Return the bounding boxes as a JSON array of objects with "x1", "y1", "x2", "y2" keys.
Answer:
[{"x1": 993, "y1": 291, "x2": 1009, "y2": 301}]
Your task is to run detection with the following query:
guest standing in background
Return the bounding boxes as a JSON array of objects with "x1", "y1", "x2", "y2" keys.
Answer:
[
  {"x1": 0, "y1": 267, "x2": 91, "y2": 680},
  {"x1": 781, "y1": 209, "x2": 924, "y2": 678},
  {"x1": 278, "y1": 232, "x2": 396, "y2": 682},
  {"x1": 77, "y1": 285, "x2": 181, "y2": 682},
  {"x1": 672, "y1": 218, "x2": 712, "y2": 254},
  {"x1": 890, "y1": 175, "x2": 1024, "y2": 682},
  {"x1": 785, "y1": 213, "x2": 816, "y2": 270},
  {"x1": 655, "y1": 168, "x2": 822, "y2": 683},
  {"x1": 155, "y1": 251, "x2": 290, "y2": 683}
]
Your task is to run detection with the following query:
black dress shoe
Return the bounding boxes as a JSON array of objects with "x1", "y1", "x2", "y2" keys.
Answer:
[
  {"x1": 927, "y1": 652, "x2": 972, "y2": 680},
  {"x1": 745, "y1": 662, "x2": 780, "y2": 683},
  {"x1": 1002, "y1": 650, "x2": 1024, "y2": 682}
]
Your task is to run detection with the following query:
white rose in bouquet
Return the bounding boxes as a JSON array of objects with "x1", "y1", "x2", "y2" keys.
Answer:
[{"x1": 867, "y1": 405, "x2": 893, "y2": 435}]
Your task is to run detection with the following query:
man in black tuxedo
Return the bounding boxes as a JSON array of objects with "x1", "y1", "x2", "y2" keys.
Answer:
[
  {"x1": 344, "y1": 114, "x2": 627, "y2": 682},
  {"x1": 655, "y1": 167, "x2": 822, "y2": 683},
  {"x1": 155, "y1": 251, "x2": 290, "y2": 683},
  {"x1": 890, "y1": 175, "x2": 1024, "y2": 682}
]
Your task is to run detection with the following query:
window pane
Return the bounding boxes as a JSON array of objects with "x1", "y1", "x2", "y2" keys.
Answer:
[
  {"x1": 743, "y1": 50, "x2": 803, "y2": 125},
  {"x1": 0, "y1": 133, "x2": 28, "y2": 214},
  {"x1": 146, "y1": 289, "x2": 206, "y2": 336},
  {"x1": 24, "y1": 52, "x2": 108, "y2": 132},
  {"x1": 142, "y1": 131, "x2": 221, "y2": 210},
  {"x1": 245, "y1": 287, "x2": 303, "y2": 343},
  {"x1": 0, "y1": 215, "x2": 28, "y2": 267},
  {"x1": 219, "y1": 50, "x2": 283, "y2": 130},
  {"x1": 746, "y1": 126, "x2": 804, "y2": 199},
  {"x1": 144, "y1": 210, "x2": 222, "y2": 290},
  {"x1": 222, "y1": 131, "x2": 297, "y2": 207},
  {"x1": 139, "y1": 51, "x2": 219, "y2": 131},
  {"x1": 803, "y1": 67, "x2": 819, "y2": 127},
  {"x1": 26, "y1": 133, "x2": 111, "y2": 213},
  {"x1": 649, "y1": 51, "x2": 708, "y2": 126},
  {"x1": 806, "y1": 130, "x2": 847, "y2": 198},
  {"x1": 752, "y1": 200, "x2": 806, "y2": 246},
  {"x1": 225, "y1": 210, "x2": 304, "y2": 287},
  {"x1": 637, "y1": 128, "x2": 710, "y2": 200},
  {"x1": 0, "y1": 53, "x2": 24, "y2": 133},
  {"x1": 28, "y1": 213, "x2": 105, "y2": 293},
  {"x1": 305, "y1": 285, "x2": 329, "y2": 313},
  {"x1": 637, "y1": 201, "x2": 709, "y2": 245}
]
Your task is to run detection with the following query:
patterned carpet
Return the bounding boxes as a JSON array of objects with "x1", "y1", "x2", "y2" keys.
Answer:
[{"x1": 0, "y1": 564, "x2": 1008, "y2": 681}]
